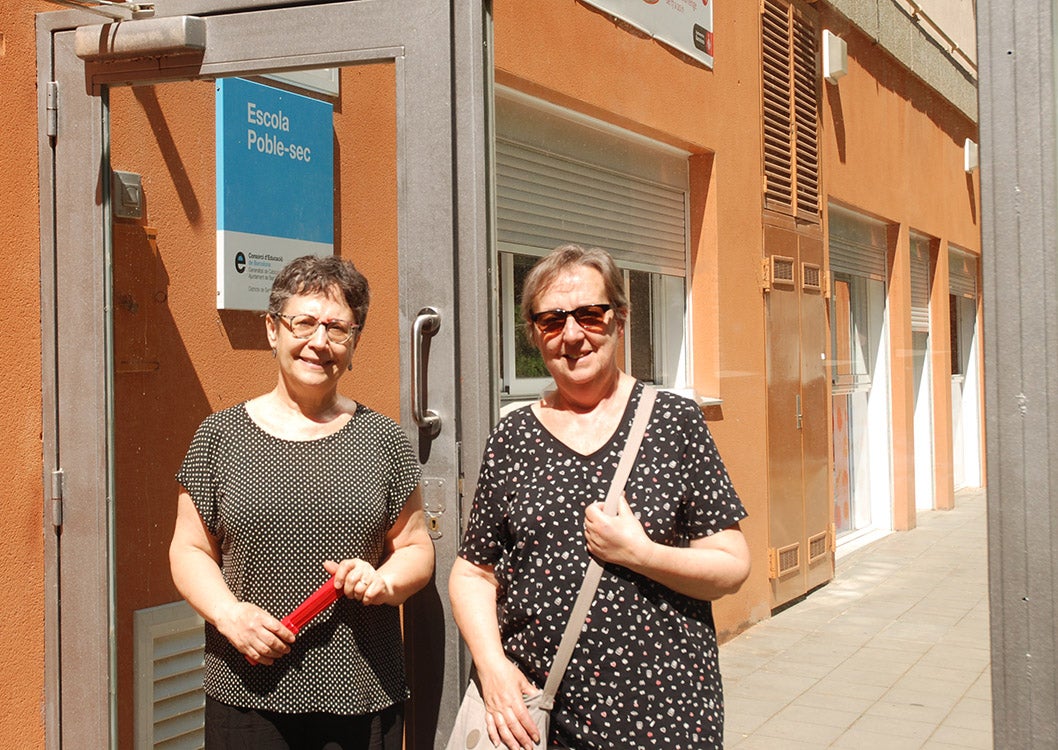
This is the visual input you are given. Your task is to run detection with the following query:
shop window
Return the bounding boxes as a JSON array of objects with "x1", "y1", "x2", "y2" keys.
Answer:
[{"x1": 762, "y1": 0, "x2": 820, "y2": 221}]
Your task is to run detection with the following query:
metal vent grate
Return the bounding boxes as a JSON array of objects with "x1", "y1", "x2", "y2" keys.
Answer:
[
  {"x1": 134, "y1": 601, "x2": 205, "y2": 750},
  {"x1": 769, "y1": 542, "x2": 801, "y2": 579},
  {"x1": 802, "y1": 262, "x2": 821, "y2": 291},
  {"x1": 808, "y1": 530, "x2": 829, "y2": 563},
  {"x1": 772, "y1": 255, "x2": 796, "y2": 287}
]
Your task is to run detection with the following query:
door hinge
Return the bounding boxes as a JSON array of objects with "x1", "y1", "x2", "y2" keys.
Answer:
[
  {"x1": 456, "y1": 440, "x2": 464, "y2": 500},
  {"x1": 49, "y1": 468, "x2": 64, "y2": 529},
  {"x1": 46, "y1": 81, "x2": 59, "y2": 139}
]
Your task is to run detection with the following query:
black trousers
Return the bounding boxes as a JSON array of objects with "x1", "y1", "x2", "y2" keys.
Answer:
[{"x1": 204, "y1": 696, "x2": 404, "y2": 750}]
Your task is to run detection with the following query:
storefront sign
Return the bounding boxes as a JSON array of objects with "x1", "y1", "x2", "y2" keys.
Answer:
[
  {"x1": 581, "y1": 0, "x2": 713, "y2": 68},
  {"x1": 216, "y1": 77, "x2": 335, "y2": 310}
]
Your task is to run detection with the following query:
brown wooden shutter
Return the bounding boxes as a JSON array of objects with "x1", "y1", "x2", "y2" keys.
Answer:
[{"x1": 762, "y1": 0, "x2": 820, "y2": 221}]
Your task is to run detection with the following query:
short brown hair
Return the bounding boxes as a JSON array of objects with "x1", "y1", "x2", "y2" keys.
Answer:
[
  {"x1": 268, "y1": 255, "x2": 370, "y2": 329},
  {"x1": 519, "y1": 244, "x2": 628, "y2": 336}
]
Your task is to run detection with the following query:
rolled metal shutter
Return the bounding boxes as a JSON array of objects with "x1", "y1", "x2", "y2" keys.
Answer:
[
  {"x1": 910, "y1": 234, "x2": 931, "y2": 332},
  {"x1": 828, "y1": 205, "x2": 887, "y2": 280},
  {"x1": 949, "y1": 247, "x2": 978, "y2": 298},
  {"x1": 496, "y1": 138, "x2": 687, "y2": 276}
]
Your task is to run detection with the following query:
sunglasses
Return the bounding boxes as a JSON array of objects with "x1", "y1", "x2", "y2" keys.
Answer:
[{"x1": 530, "y1": 304, "x2": 613, "y2": 335}]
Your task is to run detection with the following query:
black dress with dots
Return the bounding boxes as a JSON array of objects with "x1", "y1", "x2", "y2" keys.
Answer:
[
  {"x1": 177, "y1": 402, "x2": 422, "y2": 716},
  {"x1": 459, "y1": 382, "x2": 747, "y2": 749}
]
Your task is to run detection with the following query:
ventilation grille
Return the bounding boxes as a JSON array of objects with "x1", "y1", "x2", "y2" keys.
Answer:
[
  {"x1": 769, "y1": 542, "x2": 801, "y2": 579},
  {"x1": 771, "y1": 255, "x2": 796, "y2": 287},
  {"x1": 808, "y1": 530, "x2": 829, "y2": 564},
  {"x1": 762, "y1": 0, "x2": 820, "y2": 221},
  {"x1": 134, "y1": 601, "x2": 205, "y2": 750},
  {"x1": 802, "y1": 262, "x2": 821, "y2": 291}
]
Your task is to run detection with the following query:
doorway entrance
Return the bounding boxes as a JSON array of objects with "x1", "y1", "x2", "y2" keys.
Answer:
[
  {"x1": 763, "y1": 222, "x2": 832, "y2": 609},
  {"x1": 38, "y1": 2, "x2": 485, "y2": 746}
]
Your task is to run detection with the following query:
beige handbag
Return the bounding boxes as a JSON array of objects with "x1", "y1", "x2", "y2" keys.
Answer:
[{"x1": 445, "y1": 387, "x2": 658, "y2": 750}]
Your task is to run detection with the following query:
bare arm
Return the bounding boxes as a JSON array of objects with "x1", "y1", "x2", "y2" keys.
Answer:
[
  {"x1": 325, "y1": 485, "x2": 434, "y2": 606},
  {"x1": 169, "y1": 490, "x2": 294, "y2": 665},
  {"x1": 584, "y1": 494, "x2": 751, "y2": 600},
  {"x1": 449, "y1": 557, "x2": 541, "y2": 750}
]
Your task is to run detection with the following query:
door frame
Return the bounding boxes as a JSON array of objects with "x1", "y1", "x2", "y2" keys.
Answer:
[{"x1": 37, "y1": 2, "x2": 490, "y2": 746}]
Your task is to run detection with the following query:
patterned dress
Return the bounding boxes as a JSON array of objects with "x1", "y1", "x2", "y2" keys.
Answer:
[
  {"x1": 177, "y1": 402, "x2": 422, "y2": 715},
  {"x1": 459, "y1": 382, "x2": 747, "y2": 748}
]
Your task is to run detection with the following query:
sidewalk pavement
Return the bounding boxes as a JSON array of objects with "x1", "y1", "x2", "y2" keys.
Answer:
[{"x1": 720, "y1": 487, "x2": 992, "y2": 749}]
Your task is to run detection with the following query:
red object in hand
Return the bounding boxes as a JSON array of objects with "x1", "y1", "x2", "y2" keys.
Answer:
[
  {"x1": 245, "y1": 575, "x2": 342, "y2": 665},
  {"x1": 282, "y1": 575, "x2": 343, "y2": 634}
]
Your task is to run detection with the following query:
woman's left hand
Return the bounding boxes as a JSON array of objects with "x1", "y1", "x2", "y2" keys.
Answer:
[
  {"x1": 324, "y1": 558, "x2": 393, "y2": 606},
  {"x1": 584, "y1": 493, "x2": 654, "y2": 569}
]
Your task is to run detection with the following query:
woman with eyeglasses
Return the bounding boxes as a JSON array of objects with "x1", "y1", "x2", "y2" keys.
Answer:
[
  {"x1": 169, "y1": 255, "x2": 433, "y2": 749},
  {"x1": 449, "y1": 244, "x2": 750, "y2": 749}
]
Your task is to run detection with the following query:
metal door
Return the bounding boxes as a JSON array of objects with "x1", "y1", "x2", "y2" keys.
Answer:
[
  {"x1": 764, "y1": 224, "x2": 834, "y2": 609},
  {"x1": 38, "y1": 2, "x2": 489, "y2": 747}
]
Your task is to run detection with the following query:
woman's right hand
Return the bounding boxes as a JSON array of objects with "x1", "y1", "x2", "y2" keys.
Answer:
[
  {"x1": 214, "y1": 600, "x2": 295, "y2": 666},
  {"x1": 477, "y1": 660, "x2": 543, "y2": 750}
]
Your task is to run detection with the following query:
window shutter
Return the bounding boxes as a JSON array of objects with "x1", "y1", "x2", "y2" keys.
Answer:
[
  {"x1": 763, "y1": 1, "x2": 793, "y2": 209},
  {"x1": 949, "y1": 248, "x2": 977, "y2": 298},
  {"x1": 791, "y1": 11, "x2": 820, "y2": 216},
  {"x1": 829, "y1": 206, "x2": 887, "y2": 280},
  {"x1": 910, "y1": 234, "x2": 931, "y2": 332},
  {"x1": 762, "y1": 0, "x2": 820, "y2": 220},
  {"x1": 496, "y1": 137, "x2": 687, "y2": 276}
]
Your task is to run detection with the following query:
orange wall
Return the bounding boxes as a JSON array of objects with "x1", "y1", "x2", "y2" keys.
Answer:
[
  {"x1": 822, "y1": 14, "x2": 980, "y2": 245},
  {"x1": 0, "y1": 3, "x2": 48, "y2": 748}
]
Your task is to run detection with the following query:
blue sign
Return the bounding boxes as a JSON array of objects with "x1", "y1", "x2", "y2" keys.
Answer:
[{"x1": 216, "y1": 77, "x2": 335, "y2": 309}]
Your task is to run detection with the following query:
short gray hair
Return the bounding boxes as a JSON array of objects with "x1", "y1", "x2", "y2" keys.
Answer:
[
  {"x1": 268, "y1": 255, "x2": 370, "y2": 329},
  {"x1": 519, "y1": 244, "x2": 628, "y2": 336}
]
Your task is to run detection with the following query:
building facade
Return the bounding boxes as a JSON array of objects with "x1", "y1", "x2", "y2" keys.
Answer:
[{"x1": 0, "y1": 0, "x2": 980, "y2": 746}]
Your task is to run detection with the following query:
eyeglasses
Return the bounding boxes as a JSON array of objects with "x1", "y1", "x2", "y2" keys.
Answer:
[
  {"x1": 529, "y1": 304, "x2": 613, "y2": 335},
  {"x1": 272, "y1": 313, "x2": 361, "y2": 344}
]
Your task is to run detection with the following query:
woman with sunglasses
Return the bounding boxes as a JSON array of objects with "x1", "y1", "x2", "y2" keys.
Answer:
[
  {"x1": 449, "y1": 244, "x2": 750, "y2": 749},
  {"x1": 170, "y1": 255, "x2": 433, "y2": 749}
]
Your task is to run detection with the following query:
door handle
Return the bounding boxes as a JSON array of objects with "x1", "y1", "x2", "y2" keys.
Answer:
[{"x1": 411, "y1": 307, "x2": 442, "y2": 436}]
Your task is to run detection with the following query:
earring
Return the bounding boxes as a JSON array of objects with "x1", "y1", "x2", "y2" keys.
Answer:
[
  {"x1": 271, "y1": 349, "x2": 277, "y2": 358},
  {"x1": 347, "y1": 361, "x2": 353, "y2": 371}
]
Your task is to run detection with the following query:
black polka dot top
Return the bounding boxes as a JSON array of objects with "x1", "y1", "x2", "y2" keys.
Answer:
[
  {"x1": 459, "y1": 382, "x2": 747, "y2": 748},
  {"x1": 177, "y1": 401, "x2": 422, "y2": 715}
]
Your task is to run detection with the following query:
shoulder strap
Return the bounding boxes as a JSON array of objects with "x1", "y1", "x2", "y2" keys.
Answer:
[{"x1": 540, "y1": 385, "x2": 658, "y2": 706}]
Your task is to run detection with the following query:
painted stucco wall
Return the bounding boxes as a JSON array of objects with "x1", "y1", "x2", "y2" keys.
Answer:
[{"x1": 0, "y1": 3, "x2": 48, "y2": 748}]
